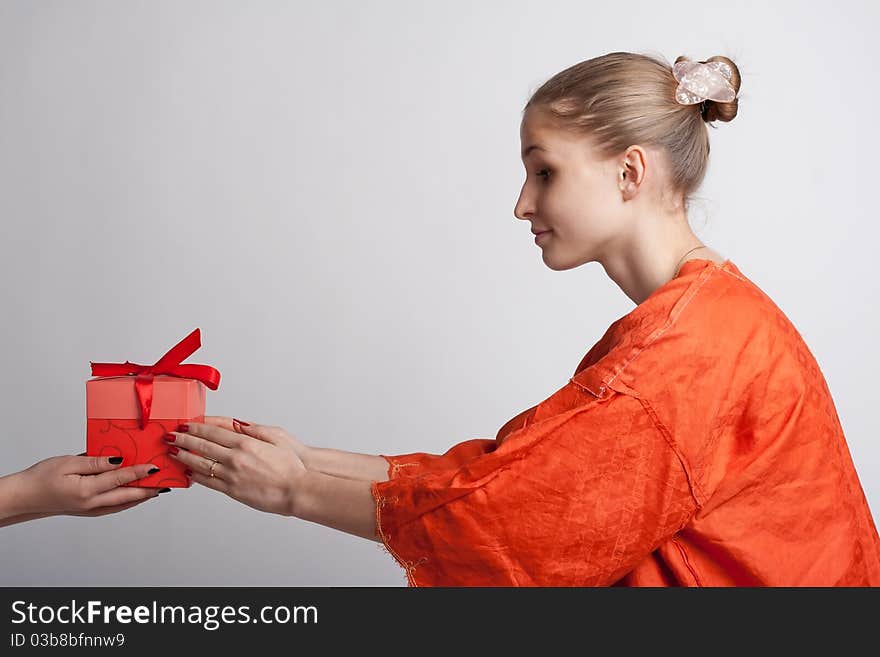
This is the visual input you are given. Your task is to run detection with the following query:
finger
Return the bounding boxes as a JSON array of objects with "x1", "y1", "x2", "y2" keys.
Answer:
[
  {"x1": 204, "y1": 416, "x2": 263, "y2": 440},
  {"x1": 87, "y1": 484, "x2": 163, "y2": 510},
  {"x1": 234, "y1": 421, "x2": 279, "y2": 445},
  {"x1": 74, "y1": 494, "x2": 160, "y2": 517},
  {"x1": 63, "y1": 455, "x2": 127, "y2": 476},
  {"x1": 231, "y1": 418, "x2": 252, "y2": 434},
  {"x1": 165, "y1": 430, "x2": 230, "y2": 462},
  {"x1": 85, "y1": 463, "x2": 162, "y2": 495},
  {"x1": 189, "y1": 470, "x2": 230, "y2": 495},
  {"x1": 177, "y1": 422, "x2": 242, "y2": 449},
  {"x1": 168, "y1": 446, "x2": 222, "y2": 479},
  {"x1": 203, "y1": 416, "x2": 237, "y2": 432}
]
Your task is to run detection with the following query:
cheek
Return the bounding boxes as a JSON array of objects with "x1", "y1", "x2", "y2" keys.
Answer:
[
  {"x1": 568, "y1": 184, "x2": 622, "y2": 229},
  {"x1": 556, "y1": 199, "x2": 614, "y2": 238}
]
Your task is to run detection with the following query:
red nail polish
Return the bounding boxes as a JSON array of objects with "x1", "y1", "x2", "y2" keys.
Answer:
[
  {"x1": 168, "y1": 446, "x2": 179, "y2": 455},
  {"x1": 185, "y1": 468, "x2": 193, "y2": 477},
  {"x1": 164, "y1": 433, "x2": 176, "y2": 442},
  {"x1": 233, "y1": 418, "x2": 250, "y2": 426},
  {"x1": 177, "y1": 424, "x2": 189, "y2": 433}
]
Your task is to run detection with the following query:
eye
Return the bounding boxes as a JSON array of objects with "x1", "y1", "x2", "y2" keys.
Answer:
[{"x1": 536, "y1": 168, "x2": 551, "y2": 181}]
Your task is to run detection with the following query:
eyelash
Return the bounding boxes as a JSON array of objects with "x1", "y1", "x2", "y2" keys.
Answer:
[{"x1": 536, "y1": 168, "x2": 551, "y2": 181}]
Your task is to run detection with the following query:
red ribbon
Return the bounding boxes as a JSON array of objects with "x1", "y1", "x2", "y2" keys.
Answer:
[{"x1": 89, "y1": 328, "x2": 221, "y2": 429}]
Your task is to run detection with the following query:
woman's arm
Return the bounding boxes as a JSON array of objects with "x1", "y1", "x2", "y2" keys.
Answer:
[
  {"x1": 301, "y1": 446, "x2": 390, "y2": 483},
  {"x1": 171, "y1": 421, "x2": 383, "y2": 542},
  {"x1": 203, "y1": 417, "x2": 390, "y2": 483},
  {"x1": 0, "y1": 456, "x2": 162, "y2": 528},
  {"x1": 293, "y1": 471, "x2": 380, "y2": 542},
  {"x1": 0, "y1": 511, "x2": 55, "y2": 528},
  {"x1": 0, "y1": 472, "x2": 37, "y2": 527}
]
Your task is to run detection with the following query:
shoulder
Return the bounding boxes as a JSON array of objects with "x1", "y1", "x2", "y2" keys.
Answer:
[
  {"x1": 672, "y1": 263, "x2": 788, "y2": 353},
  {"x1": 672, "y1": 263, "x2": 813, "y2": 372},
  {"x1": 573, "y1": 261, "x2": 799, "y2": 398}
]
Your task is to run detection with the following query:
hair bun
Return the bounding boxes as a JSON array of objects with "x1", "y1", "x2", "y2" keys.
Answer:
[{"x1": 698, "y1": 55, "x2": 741, "y2": 123}]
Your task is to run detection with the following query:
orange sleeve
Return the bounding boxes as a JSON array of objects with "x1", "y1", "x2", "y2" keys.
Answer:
[
  {"x1": 371, "y1": 388, "x2": 698, "y2": 586},
  {"x1": 378, "y1": 404, "x2": 539, "y2": 481},
  {"x1": 379, "y1": 437, "x2": 499, "y2": 481}
]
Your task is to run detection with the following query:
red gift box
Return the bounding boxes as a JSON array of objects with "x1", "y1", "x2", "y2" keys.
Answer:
[{"x1": 86, "y1": 328, "x2": 221, "y2": 488}]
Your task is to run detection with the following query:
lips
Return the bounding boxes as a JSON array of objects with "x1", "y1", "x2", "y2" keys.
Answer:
[{"x1": 531, "y1": 229, "x2": 551, "y2": 235}]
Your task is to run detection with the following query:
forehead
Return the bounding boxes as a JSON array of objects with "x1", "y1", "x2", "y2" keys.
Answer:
[
  {"x1": 519, "y1": 111, "x2": 554, "y2": 147},
  {"x1": 519, "y1": 110, "x2": 594, "y2": 160}
]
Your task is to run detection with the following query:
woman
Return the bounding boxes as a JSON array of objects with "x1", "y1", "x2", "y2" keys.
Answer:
[{"x1": 164, "y1": 52, "x2": 880, "y2": 586}]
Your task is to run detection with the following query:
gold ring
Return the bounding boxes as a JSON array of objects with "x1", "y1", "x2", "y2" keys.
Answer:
[{"x1": 209, "y1": 460, "x2": 217, "y2": 478}]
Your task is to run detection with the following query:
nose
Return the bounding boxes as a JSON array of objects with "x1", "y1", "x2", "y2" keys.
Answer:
[{"x1": 513, "y1": 186, "x2": 532, "y2": 222}]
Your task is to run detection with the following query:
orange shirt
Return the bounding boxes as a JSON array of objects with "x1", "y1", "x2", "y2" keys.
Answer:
[{"x1": 370, "y1": 259, "x2": 880, "y2": 586}]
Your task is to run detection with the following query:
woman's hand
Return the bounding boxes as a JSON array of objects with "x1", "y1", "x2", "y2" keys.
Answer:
[
  {"x1": 2, "y1": 455, "x2": 165, "y2": 523},
  {"x1": 197, "y1": 416, "x2": 312, "y2": 465},
  {"x1": 165, "y1": 417, "x2": 307, "y2": 517}
]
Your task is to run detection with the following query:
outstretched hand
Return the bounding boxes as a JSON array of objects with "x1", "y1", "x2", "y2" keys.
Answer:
[
  {"x1": 165, "y1": 417, "x2": 307, "y2": 517},
  {"x1": 13, "y1": 455, "x2": 164, "y2": 518}
]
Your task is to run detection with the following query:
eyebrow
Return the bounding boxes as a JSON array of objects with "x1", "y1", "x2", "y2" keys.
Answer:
[{"x1": 521, "y1": 144, "x2": 546, "y2": 159}]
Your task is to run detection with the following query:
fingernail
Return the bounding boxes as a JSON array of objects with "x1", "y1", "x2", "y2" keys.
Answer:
[
  {"x1": 233, "y1": 418, "x2": 250, "y2": 427},
  {"x1": 177, "y1": 423, "x2": 190, "y2": 433},
  {"x1": 147, "y1": 467, "x2": 160, "y2": 475},
  {"x1": 163, "y1": 433, "x2": 176, "y2": 442},
  {"x1": 184, "y1": 468, "x2": 193, "y2": 477},
  {"x1": 168, "y1": 446, "x2": 179, "y2": 455},
  {"x1": 157, "y1": 488, "x2": 171, "y2": 494},
  {"x1": 108, "y1": 456, "x2": 123, "y2": 465}
]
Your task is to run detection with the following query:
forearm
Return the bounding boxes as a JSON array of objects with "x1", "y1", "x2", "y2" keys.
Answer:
[
  {"x1": 0, "y1": 511, "x2": 54, "y2": 528},
  {"x1": 0, "y1": 472, "x2": 38, "y2": 526},
  {"x1": 302, "y1": 446, "x2": 390, "y2": 483},
  {"x1": 293, "y1": 470, "x2": 380, "y2": 543}
]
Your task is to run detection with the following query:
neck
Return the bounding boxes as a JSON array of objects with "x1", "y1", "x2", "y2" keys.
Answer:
[{"x1": 600, "y1": 211, "x2": 706, "y2": 306}]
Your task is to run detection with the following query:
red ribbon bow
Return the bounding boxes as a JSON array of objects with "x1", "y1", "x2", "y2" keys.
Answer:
[{"x1": 90, "y1": 328, "x2": 221, "y2": 429}]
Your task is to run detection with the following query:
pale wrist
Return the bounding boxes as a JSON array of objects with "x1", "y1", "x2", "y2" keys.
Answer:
[
  {"x1": 298, "y1": 445, "x2": 316, "y2": 471},
  {"x1": 289, "y1": 469, "x2": 310, "y2": 519},
  {"x1": 0, "y1": 471, "x2": 35, "y2": 520}
]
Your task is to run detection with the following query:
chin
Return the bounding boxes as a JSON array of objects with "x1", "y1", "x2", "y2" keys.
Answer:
[{"x1": 542, "y1": 253, "x2": 584, "y2": 271}]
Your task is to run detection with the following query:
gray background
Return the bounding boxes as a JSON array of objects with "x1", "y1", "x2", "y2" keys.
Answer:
[{"x1": 1, "y1": 0, "x2": 876, "y2": 586}]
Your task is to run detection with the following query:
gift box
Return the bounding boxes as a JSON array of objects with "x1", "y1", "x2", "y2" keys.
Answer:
[{"x1": 86, "y1": 328, "x2": 221, "y2": 488}]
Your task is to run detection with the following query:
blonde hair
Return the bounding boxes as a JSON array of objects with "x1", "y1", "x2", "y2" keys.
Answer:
[{"x1": 523, "y1": 51, "x2": 742, "y2": 212}]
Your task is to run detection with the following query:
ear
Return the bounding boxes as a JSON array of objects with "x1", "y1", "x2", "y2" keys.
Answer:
[{"x1": 619, "y1": 145, "x2": 648, "y2": 199}]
